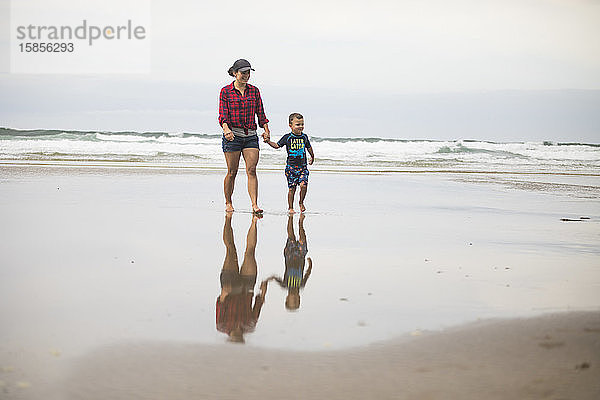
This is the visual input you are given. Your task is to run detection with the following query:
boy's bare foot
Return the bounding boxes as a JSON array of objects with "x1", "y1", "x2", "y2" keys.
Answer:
[
  {"x1": 299, "y1": 203, "x2": 306, "y2": 212},
  {"x1": 225, "y1": 203, "x2": 234, "y2": 212},
  {"x1": 288, "y1": 208, "x2": 295, "y2": 214}
]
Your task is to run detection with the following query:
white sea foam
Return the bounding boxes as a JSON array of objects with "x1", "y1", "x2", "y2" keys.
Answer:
[{"x1": 1, "y1": 128, "x2": 598, "y2": 173}]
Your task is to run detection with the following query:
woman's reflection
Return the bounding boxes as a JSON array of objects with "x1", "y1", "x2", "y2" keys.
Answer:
[
  {"x1": 268, "y1": 214, "x2": 313, "y2": 311},
  {"x1": 216, "y1": 214, "x2": 268, "y2": 343}
]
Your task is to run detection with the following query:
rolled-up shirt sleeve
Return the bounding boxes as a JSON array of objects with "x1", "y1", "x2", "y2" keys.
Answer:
[
  {"x1": 218, "y1": 87, "x2": 229, "y2": 127},
  {"x1": 255, "y1": 89, "x2": 269, "y2": 128}
]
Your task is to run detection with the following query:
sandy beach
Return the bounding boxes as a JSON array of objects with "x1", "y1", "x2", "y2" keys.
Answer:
[
  {"x1": 43, "y1": 312, "x2": 600, "y2": 400},
  {"x1": 1, "y1": 164, "x2": 599, "y2": 399},
  {"x1": 3, "y1": 0, "x2": 600, "y2": 396}
]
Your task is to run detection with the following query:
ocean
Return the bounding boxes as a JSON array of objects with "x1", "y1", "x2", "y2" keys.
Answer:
[{"x1": 1, "y1": 127, "x2": 599, "y2": 174}]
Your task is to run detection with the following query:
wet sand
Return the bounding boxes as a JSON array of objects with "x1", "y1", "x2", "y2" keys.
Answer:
[
  {"x1": 2, "y1": 312, "x2": 599, "y2": 399},
  {"x1": 1, "y1": 164, "x2": 599, "y2": 399},
  {"x1": 52, "y1": 312, "x2": 600, "y2": 400}
]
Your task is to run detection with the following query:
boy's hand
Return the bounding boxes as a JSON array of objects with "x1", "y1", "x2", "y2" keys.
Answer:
[
  {"x1": 308, "y1": 156, "x2": 314, "y2": 165},
  {"x1": 223, "y1": 129, "x2": 234, "y2": 141}
]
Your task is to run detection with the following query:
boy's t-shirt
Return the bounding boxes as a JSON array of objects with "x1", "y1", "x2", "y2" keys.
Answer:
[{"x1": 277, "y1": 132, "x2": 311, "y2": 167}]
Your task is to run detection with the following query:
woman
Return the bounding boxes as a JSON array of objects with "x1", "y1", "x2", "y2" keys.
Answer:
[
  {"x1": 216, "y1": 213, "x2": 269, "y2": 343},
  {"x1": 218, "y1": 59, "x2": 270, "y2": 214}
]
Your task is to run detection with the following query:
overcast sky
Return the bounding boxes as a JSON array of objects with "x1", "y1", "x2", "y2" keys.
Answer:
[{"x1": 1, "y1": 0, "x2": 599, "y2": 142}]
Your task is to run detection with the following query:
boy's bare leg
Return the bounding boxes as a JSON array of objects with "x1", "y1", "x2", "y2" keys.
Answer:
[
  {"x1": 299, "y1": 213, "x2": 306, "y2": 244},
  {"x1": 299, "y1": 183, "x2": 308, "y2": 212},
  {"x1": 241, "y1": 148, "x2": 262, "y2": 213},
  {"x1": 240, "y1": 215, "x2": 259, "y2": 277},
  {"x1": 287, "y1": 214, "x2": 296, "y2": 241},
  {"x1": 221, "y1": 214, "x2": 239, "y2": 301},
  {"x1": 288, "y1": 186, "x2": 296, "y2": 214},
  {"x1": 224, "y1": 152, "x2": 241, "y2": 212}
]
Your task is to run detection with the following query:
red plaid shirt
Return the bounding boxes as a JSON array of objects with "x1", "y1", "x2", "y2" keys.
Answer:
[
  {"x1": 216, "y1": 293, "x2": 264, "y2": 335},
  {"x1": 218, "y1": 82, "x2": 269, "y2": 131}
]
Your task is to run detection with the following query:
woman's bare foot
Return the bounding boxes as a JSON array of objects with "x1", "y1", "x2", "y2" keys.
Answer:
[
  {"x1": 225, "y1": 203, "x2": 234, "y2": 212},
  {"x1": 299, "y1": 203, "x2": 306, "y2": 212},
  {"x1": 288, "y1": 208, "x2": 295, "y2": 215}
]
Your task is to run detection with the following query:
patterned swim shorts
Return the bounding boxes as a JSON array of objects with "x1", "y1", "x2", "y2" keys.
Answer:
[{"x1": 285, "y1": 165, "x2": 309, "y2": 188}]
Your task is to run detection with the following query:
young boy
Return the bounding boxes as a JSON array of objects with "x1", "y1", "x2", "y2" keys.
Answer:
[
  {"x1": 265, "y1": 113, "x2": 315, "y2": 213},
  {"x1": 267, "y1": 214, "x2": 313, "y2": 311}
]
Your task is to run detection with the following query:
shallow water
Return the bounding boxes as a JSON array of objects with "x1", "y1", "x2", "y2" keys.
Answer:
[{"x1": 0, "y1": 166, "x2": 599, "y2": 357}]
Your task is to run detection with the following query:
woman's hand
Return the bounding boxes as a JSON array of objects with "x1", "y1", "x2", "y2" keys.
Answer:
[
  {"x1": 259, "y1": 280, "x2": 269, "y2": 297},
  {"x1": 262, "y1": 125, "x2": 270, "y2": 142},
  {"x1": 224, "y1": 129, "x2": 234, "y2": 141}
]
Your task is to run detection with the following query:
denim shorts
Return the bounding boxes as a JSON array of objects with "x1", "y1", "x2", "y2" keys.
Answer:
[
  {"x1": 222, "y1": 134, "x2": 259, "y2": 152},
  {"x1": 220, "y1": 270, "x2": 257, "y2": 295}
]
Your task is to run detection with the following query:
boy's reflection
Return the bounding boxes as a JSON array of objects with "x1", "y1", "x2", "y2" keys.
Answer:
[
  {"x1": 267, "y1": 214, "x2": 313, "y2": 310},
  {"x1": 216, "y1": 214, "x2": 268, "y2": 343}
]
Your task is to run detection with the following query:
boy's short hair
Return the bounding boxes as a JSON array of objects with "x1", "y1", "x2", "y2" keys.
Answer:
[{"x1": 288, "y1": 113, "x2": 304, "y2": 125}]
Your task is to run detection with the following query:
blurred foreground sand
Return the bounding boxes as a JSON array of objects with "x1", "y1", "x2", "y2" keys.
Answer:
[{"x1": 4, "y1": 311, "x2": 597, "y2": 400}]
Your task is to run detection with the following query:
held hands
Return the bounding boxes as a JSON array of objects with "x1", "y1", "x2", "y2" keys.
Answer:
[{"x1": 262, "y1": 128, "x2": 270, "y2": 142}]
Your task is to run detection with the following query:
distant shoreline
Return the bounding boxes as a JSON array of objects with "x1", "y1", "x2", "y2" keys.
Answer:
[{"x1": 2, "y1": 126, "x2": 600, "y2": 147}]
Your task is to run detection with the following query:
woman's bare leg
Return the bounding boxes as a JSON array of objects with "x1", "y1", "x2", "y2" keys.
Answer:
[
  {"x1": 241, "y1": 148, "x2": 262, "y2": 213},
  {"x1": 224, "y1": 151, "x2": 241, "y2": 212},
  {"x1": 240, "y1": 215, "x2": 258, "y2": 276},
  {"x1": 220, "y1": 213, "x2": 239, "y2": 301}
]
